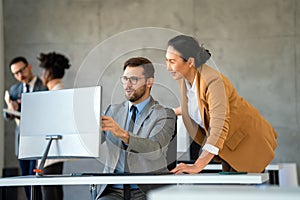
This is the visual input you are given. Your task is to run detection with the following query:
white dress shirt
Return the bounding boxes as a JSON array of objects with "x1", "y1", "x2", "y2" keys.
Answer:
[
  {"x1": 23, "y1": 76, "x2": 37, "y2": 93},
  {"x1": 185, "y1": 78, "x2": 219, "y2": 155}
]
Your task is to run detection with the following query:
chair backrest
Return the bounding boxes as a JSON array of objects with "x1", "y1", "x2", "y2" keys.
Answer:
[{"x1": 166, "y1": 118, "x2": 177, "y2": 171}]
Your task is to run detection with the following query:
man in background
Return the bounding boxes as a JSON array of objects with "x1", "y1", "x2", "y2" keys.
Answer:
[{"x1": 4, "y1": 56, "x2": 47, "y2": 200}]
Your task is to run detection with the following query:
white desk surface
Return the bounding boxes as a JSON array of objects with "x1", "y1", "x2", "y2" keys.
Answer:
[
  {"x1": 0, "y1": 173, "x2": 269, "y2": 187},
  {"x1": 203, "y1": 164, "x2": 283, "y2": 171},
  {"x1": 148, "y1": 185, "x2": 300, "y2": 200}
]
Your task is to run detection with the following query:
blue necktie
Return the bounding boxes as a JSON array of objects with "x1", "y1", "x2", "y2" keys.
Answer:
[
  {"x1": 128, "y1": 105, "x2": 137, "y2": 133},
  {"x1": 124, "y1": 105, "x2": 137, "y2": 200},
  {"x1": 25, "y1": 84, "x2": 30, "y2": 93}
]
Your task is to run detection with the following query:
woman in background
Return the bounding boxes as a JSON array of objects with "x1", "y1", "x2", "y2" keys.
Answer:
[
  {"x1": 38, "y1": 51, "x2": 71, "y2": 200},
  {"x1": 165, "y1": 35, "x2": 278, "y2": 174},
  {"x1": 39, "y1": 52, "x2": 71, "y2": 90}
]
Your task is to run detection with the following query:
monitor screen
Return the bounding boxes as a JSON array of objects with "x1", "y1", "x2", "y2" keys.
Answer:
[{"x1": 19, "y1": 86, "x2": 102, "y2": 159}]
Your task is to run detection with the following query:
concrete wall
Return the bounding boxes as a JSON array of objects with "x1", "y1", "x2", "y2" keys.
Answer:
[
  {"x1": 2, "y1": 0, "x2": 300, "y2": 199},
  {"x1": 0, "y1": 0, "x2": 4, "y2": 178}
]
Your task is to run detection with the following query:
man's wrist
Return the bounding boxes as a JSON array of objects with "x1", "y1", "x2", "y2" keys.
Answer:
[{"x1": 122, "y1": 130, "x2": 130, "y2": 144}]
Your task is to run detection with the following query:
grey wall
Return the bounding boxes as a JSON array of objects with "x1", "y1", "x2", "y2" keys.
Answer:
[
  {"x1": 0, "y1": 0, "x2": 4, "y2": 177},
  {"x1": 2, "y1": 0, "x2": 300, "y2": 199}
]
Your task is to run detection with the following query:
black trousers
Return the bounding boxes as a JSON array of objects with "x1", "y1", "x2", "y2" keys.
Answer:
[
  {"x1": 41, "y1": 162, "x2": 64, "y2": 200},
  {"x1": 221, "y1": 160, "x2": 237, "y2": 172},
  {"x1": 18, "y1": 159, "x2": 36, "y2": 200},
  {"x1": 99, "y1": 186, "x2": 146, "y2": 200}
]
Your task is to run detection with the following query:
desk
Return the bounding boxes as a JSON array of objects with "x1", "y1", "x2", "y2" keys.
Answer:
[
  {"x1": 203, "y1": 164, "x2": 282, "y2": 171},
  {"x1": 0, "y1": 173, "x2": 268, "y2": 186},
  {"x1": 176, "y1": 162, "x2": 284, "y2": 185},
  {"x1": 201, "y1": 163, "x2": 299, "y2": 186},
  {"x1": 148, "y1": 185, "x2": 300, "y2": 200},
  {"x1": 202, "y1": 163, "x2": 282, "y2": 185},
  {"x1": 0, "y1": 173, "x2": 268, "y2": 200}
]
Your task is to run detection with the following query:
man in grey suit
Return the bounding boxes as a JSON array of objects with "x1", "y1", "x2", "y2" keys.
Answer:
[
  {"x1": 4, "y1": 56, "x2": 47, "y2": 200},
  {"x1": 98, "y1": 57, "x2": 176, "y2": 200}
]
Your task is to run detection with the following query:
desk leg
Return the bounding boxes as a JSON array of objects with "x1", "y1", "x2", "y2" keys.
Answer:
[
  {"x1": 268, "y1": 170, "x2": 279, "y2": 185},
  {"x1": 30, "y1": 185, "x2": 42, "y2": 200},
  {"x1": 30, "y1": 185, "x2": 35, "y2": 200},
  {"x1": 90, "y1": 184, "x2": 97, "y2": 200}
]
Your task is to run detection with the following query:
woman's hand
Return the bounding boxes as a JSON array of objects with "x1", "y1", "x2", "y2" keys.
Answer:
[
  {"x1": 173, "y1": 106, "x2": 182, "y2": 116},
  {"x1": 171, "y1": 150, "x2": 215, "y2": 174},
  {"x1": 171, "y1": 162, "x2": 201, "y2": 174}
]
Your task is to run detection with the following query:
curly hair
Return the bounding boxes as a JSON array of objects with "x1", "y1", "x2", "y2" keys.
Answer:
[{"x1": 38, "y1": 52, "x2": 71, "y2": 79}]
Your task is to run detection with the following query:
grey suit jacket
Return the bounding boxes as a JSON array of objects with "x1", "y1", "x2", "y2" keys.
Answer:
[{"x1": 96, "y1": 96, "x2": 176, "y2": 196}]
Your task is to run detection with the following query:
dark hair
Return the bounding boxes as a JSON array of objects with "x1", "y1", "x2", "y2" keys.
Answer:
[
  {"x1": 123, "y1": 57, "x2": 155, "y2": 78},
  {"x1": 167, "y1": 35, "x2": 211, "y2": 67},
  {"x1": 9, "y1": 56, "x2": 28, "y2": 67},
  {"x1": 38, "y1": 52, "x2": 71, "y2": 79}
]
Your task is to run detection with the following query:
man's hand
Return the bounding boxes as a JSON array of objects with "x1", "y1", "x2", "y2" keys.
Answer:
[
  {"x1": 4, "y1": 90, "x2": 19, "y2": 111},
  {"x1": 4, "y1": 90, "x2": 10, "y2": 105},
  {"x1": 101, "y1": 116, "x2": 130, "y2": 144}
]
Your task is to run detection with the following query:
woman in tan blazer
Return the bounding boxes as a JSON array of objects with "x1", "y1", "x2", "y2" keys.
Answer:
[{"x1": 166, "y1": 35, "x2": 278, "y2": 173}]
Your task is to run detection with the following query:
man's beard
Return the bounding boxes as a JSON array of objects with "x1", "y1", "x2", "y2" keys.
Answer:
[{"x1": 125, "y1": 84, "x2": 147, "y2": 102}]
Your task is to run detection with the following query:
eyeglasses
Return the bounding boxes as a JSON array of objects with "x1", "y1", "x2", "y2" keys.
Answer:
[
  {"x1": 120, "y1": 76, "x2": 148, "y2": 85},
  {"x1": 12, "y1": 64, "x2": 28, "y2": 76}
]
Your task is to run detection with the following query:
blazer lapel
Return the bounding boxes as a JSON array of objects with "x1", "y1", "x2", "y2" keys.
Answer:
[
  {"x1": 180, "y1": 75, "x2": 207, "y2": 145},
  {"x1": 195, "y1": 70, "x2": 208, "y2": 131},
  {"x1": 117, "y1": 102, "x2": 129, "y2": 130},
  {"x1": 134, "y1": 97, "x2": 155, "y2": 134},
  {"x1": 107, "y1": 102, "x2": 129, "y2": 147},
  {"x1": 180, "y1": 79, "x2": 199, "y2": 139}
]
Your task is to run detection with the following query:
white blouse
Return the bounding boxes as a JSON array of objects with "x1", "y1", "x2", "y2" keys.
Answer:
[{"x1": 185, "y1": 78, "x2": 219, "y2": 155}]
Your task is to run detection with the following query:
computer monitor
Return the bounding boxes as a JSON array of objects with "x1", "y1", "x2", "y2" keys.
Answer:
[{"x1": 18, "y1": 86, "x2": 102, "y2": 160}]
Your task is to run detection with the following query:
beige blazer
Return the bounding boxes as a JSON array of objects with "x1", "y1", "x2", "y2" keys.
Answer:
[{"x1": 180, "y1": 64, "x2": 278, "y2": 172}]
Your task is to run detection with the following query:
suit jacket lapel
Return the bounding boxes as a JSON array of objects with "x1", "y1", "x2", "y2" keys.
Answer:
[
  {"x1": 134, "y1": 97, "x2": 155, "y2": 134},
  {"x1": 33, "y1": 77, "x2": 44, "y2": 92},
  {"x1": 15, "y1": 84, "x2": 23, "y2": 99},
  {"x1": 180, "y1": 75, "x2": 207, "y2": 145},
  {"x1": 105, "y1": 102, "x2": 128, "y2": 147},
  {"x1": 117, "y1": 102, "x2": 128, "y2": 147},
  {"x1": 195, "y1": 69, "x2": 208, "y2": 131},
  {"x1": 117, "y1": 101, "x2": 129, "y2": 130},
  {"x1": 180, "y1": 79, "x2": 198, "y2": 138}
]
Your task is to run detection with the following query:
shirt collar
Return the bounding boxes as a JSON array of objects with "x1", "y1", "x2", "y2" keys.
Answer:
[
  {"x1": 184, "y1": 75, "x2": 196, "y2": 91},
  {"x1": 23, "y1": 76, "x2": 37, "y2": 92},
  {"x1": 128, "y1": 96, "x2": 151, "y2": 114}
]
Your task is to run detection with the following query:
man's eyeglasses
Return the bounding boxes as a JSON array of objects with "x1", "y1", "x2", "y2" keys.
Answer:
[
  {"x1": 120, "y1": 76, "x2": 148, "y2": 85},
  {"x1": 12, "y1": 64, "x2": 28, "y2": 76}
]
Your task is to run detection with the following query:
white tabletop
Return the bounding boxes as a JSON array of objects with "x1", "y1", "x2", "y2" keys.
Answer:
[
  {"x1": 203, "y1": 164, "x2": 283, "y2": 171},
  {"x1": 0, "y1": 173, "x2": 269, "y2": 187},
  {"x1": 148, "y1": 185, "x2": 300, "y2": 200}
]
